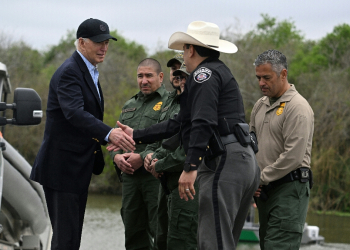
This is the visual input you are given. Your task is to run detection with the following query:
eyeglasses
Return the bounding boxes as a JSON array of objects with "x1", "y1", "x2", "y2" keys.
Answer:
[{"x1": 174, "y1": 75, "x2": 187, "y2": 81}]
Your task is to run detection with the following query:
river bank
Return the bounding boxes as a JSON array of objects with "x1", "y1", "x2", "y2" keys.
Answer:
[{"x1": 80, "y1": 193, "x2": 350, "y2": 250}]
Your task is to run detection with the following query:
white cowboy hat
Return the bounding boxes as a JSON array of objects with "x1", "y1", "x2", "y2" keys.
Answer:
[{"x1": 168, "y1": 21, "x2": 238, "y2": 54}]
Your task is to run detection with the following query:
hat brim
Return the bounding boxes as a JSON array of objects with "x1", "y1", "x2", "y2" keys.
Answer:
[
  {"x1": 168, "y1": 32, "x2": 238, "y2": 54},
  {"x1": 167, "y1": 58, "x2": 183, "y2": 67},
  {"x1": 173, "y1": 68, "x2": 190, "y2": 76},
  {"x1": 89, "y1": 34, "x2": 117, "y2": 43}
]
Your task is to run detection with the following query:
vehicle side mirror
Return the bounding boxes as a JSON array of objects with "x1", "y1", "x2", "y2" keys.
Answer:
[
  {"x1": 0, "y1": 88, "x2": 43, "y2": 126},
  {"x1": 13, "y1": 88, "x2": 43, "y2": 125}
]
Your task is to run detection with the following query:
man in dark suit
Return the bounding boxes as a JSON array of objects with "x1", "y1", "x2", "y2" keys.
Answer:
[{"x1": 30, "y1": 18, "x2": 135, "y2": 250}]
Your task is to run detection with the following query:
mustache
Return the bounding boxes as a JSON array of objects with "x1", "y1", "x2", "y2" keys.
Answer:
[{"x1": 141, "y1": 83, "x2": 151, "y2": 88}]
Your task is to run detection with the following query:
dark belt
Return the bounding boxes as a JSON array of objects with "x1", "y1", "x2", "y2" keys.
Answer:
[
  {"x1": 270, "y1": 167, "x2": 311, "y2": 187},
  {"x1": 259, "y1": 167, "x2": 312, "y2": 201},
  {"x1": 220, "y1": 133, "x2": 238, "y2": 146},
  {"x1": 263, "y1": 167, "x2": 312, "y2": 192}
]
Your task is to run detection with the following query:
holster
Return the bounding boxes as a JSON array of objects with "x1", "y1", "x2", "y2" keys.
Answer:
[
  {"x1": 233, "y1": 123, "x2": 251, "y2": 147},
  {"x1": 206, "y1": 129, "x2": 226, "y2": 160}
]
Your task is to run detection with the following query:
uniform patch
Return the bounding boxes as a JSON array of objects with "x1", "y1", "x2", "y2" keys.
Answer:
[
  {"x1": 161, "y1": 106, "x2": 170, "y2": 112},
  {"x1": 193, "y1": 67, "x2": 212, "y2": 83},
  {"x1": 276, "y1": 102, "x2": 286, "y2": 116},
  {"x1": 122, "y1": 107, "x2": 136, "y2": 113},
  {"x1": 153, "y1": 102, "x2": 163, "y2": 111}
]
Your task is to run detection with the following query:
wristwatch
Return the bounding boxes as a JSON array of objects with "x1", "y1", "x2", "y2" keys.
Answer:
[{"x1": 184, "y1": 163, "x2": 198, "y2": 172}]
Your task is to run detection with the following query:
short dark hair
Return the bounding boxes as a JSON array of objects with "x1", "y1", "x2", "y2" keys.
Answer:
[
  {"x1": 254, "y1": 50, "x2": 288, "y2": 76},
  {"x1": 185, "y1": 44, "x2": 220, "y2": 59},
  {"x1": 138, "y1": 58, "x2": 162, "y2": 74}
]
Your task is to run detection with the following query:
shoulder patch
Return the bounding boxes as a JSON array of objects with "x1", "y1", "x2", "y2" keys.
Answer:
[{"x1": 193, "y1": 67, "x2": 212, "y2": 83}]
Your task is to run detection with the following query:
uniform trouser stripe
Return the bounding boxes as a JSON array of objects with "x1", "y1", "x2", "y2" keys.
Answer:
[{"x1": 212, "y1": 152, "x2": 227, "y2": 250}]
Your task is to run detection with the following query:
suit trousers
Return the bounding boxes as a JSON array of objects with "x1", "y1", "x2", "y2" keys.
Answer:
[
  {"x1": 43, "y1": 186, "x2": 89, "y2": 250},
  {"x1": 197, "y1": 142, "x2": 260, "y2": 250}
]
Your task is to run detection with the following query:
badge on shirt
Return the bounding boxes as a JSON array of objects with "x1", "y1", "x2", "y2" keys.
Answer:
[
  {"x1": 153, "y1": 102, "x2": 163, "y2": 111},
  {"x1": 194, "y1": 67, "x2": 212, "y2": 83},
  {"x1": 276, "y1": 102, "x2": 286, "y2": 116}
]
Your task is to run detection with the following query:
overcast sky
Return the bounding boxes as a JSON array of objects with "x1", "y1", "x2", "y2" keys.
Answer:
[{"x1": 2, "y1": 0, "x2": 349, "y2": 54}]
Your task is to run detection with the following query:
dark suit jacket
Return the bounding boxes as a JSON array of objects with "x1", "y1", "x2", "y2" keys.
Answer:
[{"x1": 30, "y1": 51, "x2": 112, "y2": 194}]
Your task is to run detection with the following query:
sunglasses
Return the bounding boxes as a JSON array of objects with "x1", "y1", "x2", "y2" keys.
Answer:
[{"x1": 174, "y1": 75, "x2": 187, "y2": 81}]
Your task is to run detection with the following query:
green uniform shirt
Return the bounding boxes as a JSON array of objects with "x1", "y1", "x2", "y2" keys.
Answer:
[
  {"x1": 110, "y1": 85, "x2": 169, "y2": 162},
  {"x1": 143, "y1": 90, "x2": 186, "y2": 173}
]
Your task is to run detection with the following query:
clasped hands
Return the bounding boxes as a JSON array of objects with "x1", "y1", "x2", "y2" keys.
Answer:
[{"x1": 144, "y1": 153, "x2": 162, "y2": 179}]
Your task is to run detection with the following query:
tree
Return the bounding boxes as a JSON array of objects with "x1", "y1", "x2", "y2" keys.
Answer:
[{"x1": 221, "y1": 14, "x2": 304, "y2": 120}]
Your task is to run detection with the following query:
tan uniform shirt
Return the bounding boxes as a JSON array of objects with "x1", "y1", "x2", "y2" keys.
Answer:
[{"x1": 250, "y1": 84, "x2": 314, "y2": 185}]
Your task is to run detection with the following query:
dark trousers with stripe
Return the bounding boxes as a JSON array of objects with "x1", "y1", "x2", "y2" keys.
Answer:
[
  {"x1": 197, "y1": 142, "x2": 260, "y2": 250},
  {"x1": 43, "y1": 186, "x2": 89, "y2": 250}
]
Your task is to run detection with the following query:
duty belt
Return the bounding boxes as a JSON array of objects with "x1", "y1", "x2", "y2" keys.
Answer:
[
  {"x1": 259, "y1": 167, "x2": 313, "y2": 201},
  {"x1": 270, "y1": 167, "x2": 311, "y2": 188},
  {"x1": 220, "y1": 133, "x2": 238, "y2": 145}
]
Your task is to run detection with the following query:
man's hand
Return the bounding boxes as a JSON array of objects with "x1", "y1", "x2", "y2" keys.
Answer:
[
  {"x1": 117, "y1": 121, "x2": 133, "y2": 137},
  {"x1": 114, "y1": 154, "x2": 134, "y2": 174},
  {"x1": 254, "y1": 185, "x2": 262, "y2": 197},
  {"x1": 178, "y1": 170, "x2": 197, "y2": 201},
  {"x1": 107, "y1": 126, "x2": 135, "y2": 152},
  {"x1": 144, "y1": 153, "x2": 154, "y2": 171},
  {"x1": 149, "y1": 159, "x2": 161, "y2": 179},
  {"x1": 125, "y1": 152, "x2": 143, "y2": 171}
]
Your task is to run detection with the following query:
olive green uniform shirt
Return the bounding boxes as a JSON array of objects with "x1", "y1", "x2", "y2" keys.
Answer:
[
  {"x1": 110, "y1": 85, "x2": 169, "y2": 163},
  {"x1": 144, "y1": 90, "x2": 185, "y2": 174},
  {"x1": 250, "y1": 84, "x2": 314, "y2": 185}
]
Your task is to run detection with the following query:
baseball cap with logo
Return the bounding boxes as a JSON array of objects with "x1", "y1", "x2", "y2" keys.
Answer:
[
  {"x1": 77, "y1": 18, "x2": 117, "y2": 43},
  {"x1": 167, "y1": 52, "x2": 184, "y2": 67}
]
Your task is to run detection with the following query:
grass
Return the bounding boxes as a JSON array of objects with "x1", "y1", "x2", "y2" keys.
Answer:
[{"x1": 312, "y1": 210, "x2": 350, "y2": 217}]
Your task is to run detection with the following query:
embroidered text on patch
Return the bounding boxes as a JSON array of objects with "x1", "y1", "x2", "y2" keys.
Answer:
[
  {"x1": 153, "y1": 102, "x2": 163, "y2": 111},
  {"x1": 194, "y1": 67, "x2": 212, "y2": 83}
]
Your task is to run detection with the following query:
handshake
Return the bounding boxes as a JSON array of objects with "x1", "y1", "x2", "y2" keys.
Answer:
[
  {"x1": 107, "y1": 121, "x2": 160, "y2": 178},
  {"x1": 107, "y1": 121, "x2": 135, "y2": 152}
]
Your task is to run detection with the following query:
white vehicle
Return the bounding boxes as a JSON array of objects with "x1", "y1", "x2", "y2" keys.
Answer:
[{"x1": 0, "y1": 62, "x2": 50, "y2": 250}]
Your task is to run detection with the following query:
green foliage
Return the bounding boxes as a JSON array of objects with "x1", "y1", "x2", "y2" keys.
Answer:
[
  {"x1": 43, "y1": 30, "x2": 76, "y2": 66},
  {"x1": 314, "y1": 210, "x2": 350, "y2": 217},
  {"x1": 255, "y1": 14, "x2": 303, "y2": 48},
  {"x1": 318, "y1": 24, "x2": 350, "y2": 68},
  {"x1": 150, "y1": 50, "x2": 178, "y2": 90},
  {"x1": 1, "y1": 15, "x2": 350, "y2": 212}
]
